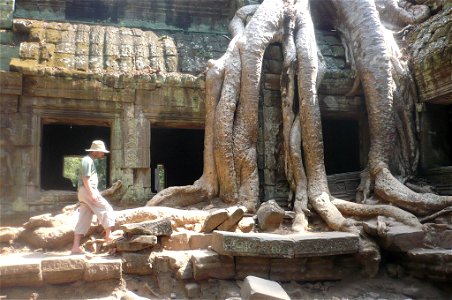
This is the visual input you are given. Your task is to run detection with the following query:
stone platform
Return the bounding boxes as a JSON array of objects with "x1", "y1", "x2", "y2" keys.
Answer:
[
  {"x1": 0, "y1": 252, "x2": 122, "y2": 287},
  {"x1": 0, "y1": 231, "x2": 362, "y2": 288}
]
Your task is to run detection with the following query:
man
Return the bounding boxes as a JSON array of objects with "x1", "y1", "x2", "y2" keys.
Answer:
[{"x1": 71, "y1": 140, "x2": 115, "y2": 254}]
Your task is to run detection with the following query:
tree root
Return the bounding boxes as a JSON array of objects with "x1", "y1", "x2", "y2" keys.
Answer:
[
  {"x1": 331, "y1": 197, "x2": 422, "y2": 228},
  {"x1": 374, "y1": 168, "x2": 452, "y2": 216}
]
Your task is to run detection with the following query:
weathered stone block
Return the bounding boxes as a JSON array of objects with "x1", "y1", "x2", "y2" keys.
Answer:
[
  {"x1": 237, "y1": 217, "x2": 255, "y2": 233},
  {"x1": 184, "y1": 282, "x2": 201, "y2": 299},
  {"x1": 41, "y1": 256, "x2": 85, "y2": 284},
  {"x1": 189, "y1": 233, "x2": 212, "y2": 250},
  {"x1": 0, "y1": 71, "x2": 22, "y2": 95},
  {"x1": 256, "y1": 200, "x2": 285, "y2": 231},
  {"x1": 162, "y1": 232, "x2": 190, "y2": 250},
  {"x1": 201, "y1": 209, "x2": 229, "y2": 233},
  {"x1": 241, "y1": 276, "x2": 290, "y2": 300},
  {"x1": 0, "y1": 254, "x2": 42, "y2": 287},
  {"x1": 235, "y1": 257, "x2": 270, "y2": 279},
  {"x1": 150, "y1": 250, "x2": 195, "y2": 280},
  {"x1": 292, "y1": 232, "x2": 359, "y2": 257},
  {"x1": 120, "y1": 217, "x2": 172, "y2": 236},
  {"x1": 83, "y1": 257, "x2": 122, "y2": 281},
  {"x1": 218, "y1": 206, "x2": 246, "y2": 231},
  {"x1": 121, "y1": 252, "x2": 152, "y2": 275},
  {"x1": 116, "y1": 236, "x2": 157, "y2": 252},
  {"x1": 191, "y1": 249, "x2": 235, "y2": 280},
  {"x1": 212, "y1": 231, "x2": 294, "y2": 258}
]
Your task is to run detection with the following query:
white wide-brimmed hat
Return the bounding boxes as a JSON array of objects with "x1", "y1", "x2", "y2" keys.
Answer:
[{"x1": 86, "y1": 140, "x2": 110, "y2": 153}]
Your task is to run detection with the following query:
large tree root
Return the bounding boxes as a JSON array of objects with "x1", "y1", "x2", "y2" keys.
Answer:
[{"x1": 374, "y1": 168, "x2": 452, "y2": 216}]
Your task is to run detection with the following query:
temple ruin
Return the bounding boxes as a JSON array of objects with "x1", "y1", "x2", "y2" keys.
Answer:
[{"x1": 0, "y1": 0, "x2": 451, "y2": 299}]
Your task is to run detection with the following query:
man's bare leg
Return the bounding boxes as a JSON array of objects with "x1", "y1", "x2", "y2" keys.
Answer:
[{"x1": 71, "y1": 233, "x2": 84, "y2": 254}]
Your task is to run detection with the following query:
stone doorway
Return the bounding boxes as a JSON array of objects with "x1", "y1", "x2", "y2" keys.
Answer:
[
  {"x1": 322, "y1": 118, "x2": 361, "y2": 175},
  {"x1": 40, "y1": 123, "x2": 111, "y2": 191},
  {"x1": 150, "y1": 127, "x2": 204, "y2": 192}
]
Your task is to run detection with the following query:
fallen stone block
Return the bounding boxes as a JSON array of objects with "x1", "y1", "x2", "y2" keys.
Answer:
[
  {"x1": 201, "y1": 209, "x2": 229, "y2": 233},
  {"x1": 120, "y1": 217, "x2": 172, "y2": 236},
  {"x1": 241, "y1": 276, "x2": 290, "y2": 300},
  {"x1": 218, "y1": 206, "x2": 246, "y2": 231},
  {"x1": 237, "y1": 217, "x2": 255, "y2": 233},
  {"x1": 84, "y1": 257, "x2": 122, "y2": 281},
  {"x1": 256, "y1": 200, "x2": 285, "y2": 231},
  {"x1": 121, "y1": 252, "x2": 152, "y2": 275},
  {"x1": 191, "y1": 249, "x2": 235, "y2": 280},
  {"x1": 116, "y1": 236, "x2": 157, "y2": 252},
  {"x1": 41, "y1": 256, "x2": 85, "y2": 284},
  {"x1": 0, "y1": 254, "x2": 42, "y2": 287}
]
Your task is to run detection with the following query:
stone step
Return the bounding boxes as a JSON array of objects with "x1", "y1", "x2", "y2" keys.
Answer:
[
  {"x1": 0, "y1": 252, "x2": 122, "y2": 288},
  {"x1": 211, "y1": 230, "x2": 359, "y2": 258}
]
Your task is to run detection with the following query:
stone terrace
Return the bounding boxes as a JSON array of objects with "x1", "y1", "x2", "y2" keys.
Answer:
[{"x1": 0, "y1": 230, "x2": 361, "y2": 289}]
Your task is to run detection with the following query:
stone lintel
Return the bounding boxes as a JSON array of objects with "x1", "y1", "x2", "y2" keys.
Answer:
[{"x1": 212, "y1": 231, "x2": 359, "y2": 258}]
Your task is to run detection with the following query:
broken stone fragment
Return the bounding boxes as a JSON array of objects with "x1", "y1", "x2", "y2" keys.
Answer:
[
  {"x1": 217, "y1": 206, "x2": 246, "y2": 231},
  {"x1": 241, "y1": 276, "x2": 290, "y2": 300},
  {"x1": 115, "y1": 235, "x2": 157, "y2": 252},
  {"x1": 201, "y1": 209, "x2": 229, "y2": 233},
  {"x1": 119, "y1": 217, "x2": 172, "y2": 236},
  {"x1": 256, "y1": 200, "x2": 285, "y2": 231}
]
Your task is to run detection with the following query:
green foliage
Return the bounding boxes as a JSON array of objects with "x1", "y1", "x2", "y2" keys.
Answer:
[{"x1": 63, "y1": 156, "x2": 107, "y2": 189}]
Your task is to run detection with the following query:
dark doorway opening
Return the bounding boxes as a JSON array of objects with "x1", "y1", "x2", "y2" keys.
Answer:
[
  {"x1": 421, "y1": 104, "x2": 452, "y2": 169},
  {"x1": 322, "y1": 118, "x2": 361, "y2": 175},
  {"x1": 151, "y1": 127, "x2": 204, "y2": 192},
  {"x1": 41, "y1": 124, "x2": 110, "y2": 191}
]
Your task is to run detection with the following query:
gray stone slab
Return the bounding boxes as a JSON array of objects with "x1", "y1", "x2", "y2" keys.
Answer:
[
  {"x1": 212, "y1": 231, "x2": 294, "y2": 258},
  {"x1": 292, "y1": 231, "x2": 359, "y2": 257},
  {"x1": 212, "y1": 231, "x2": 359, "y2": 258}
]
